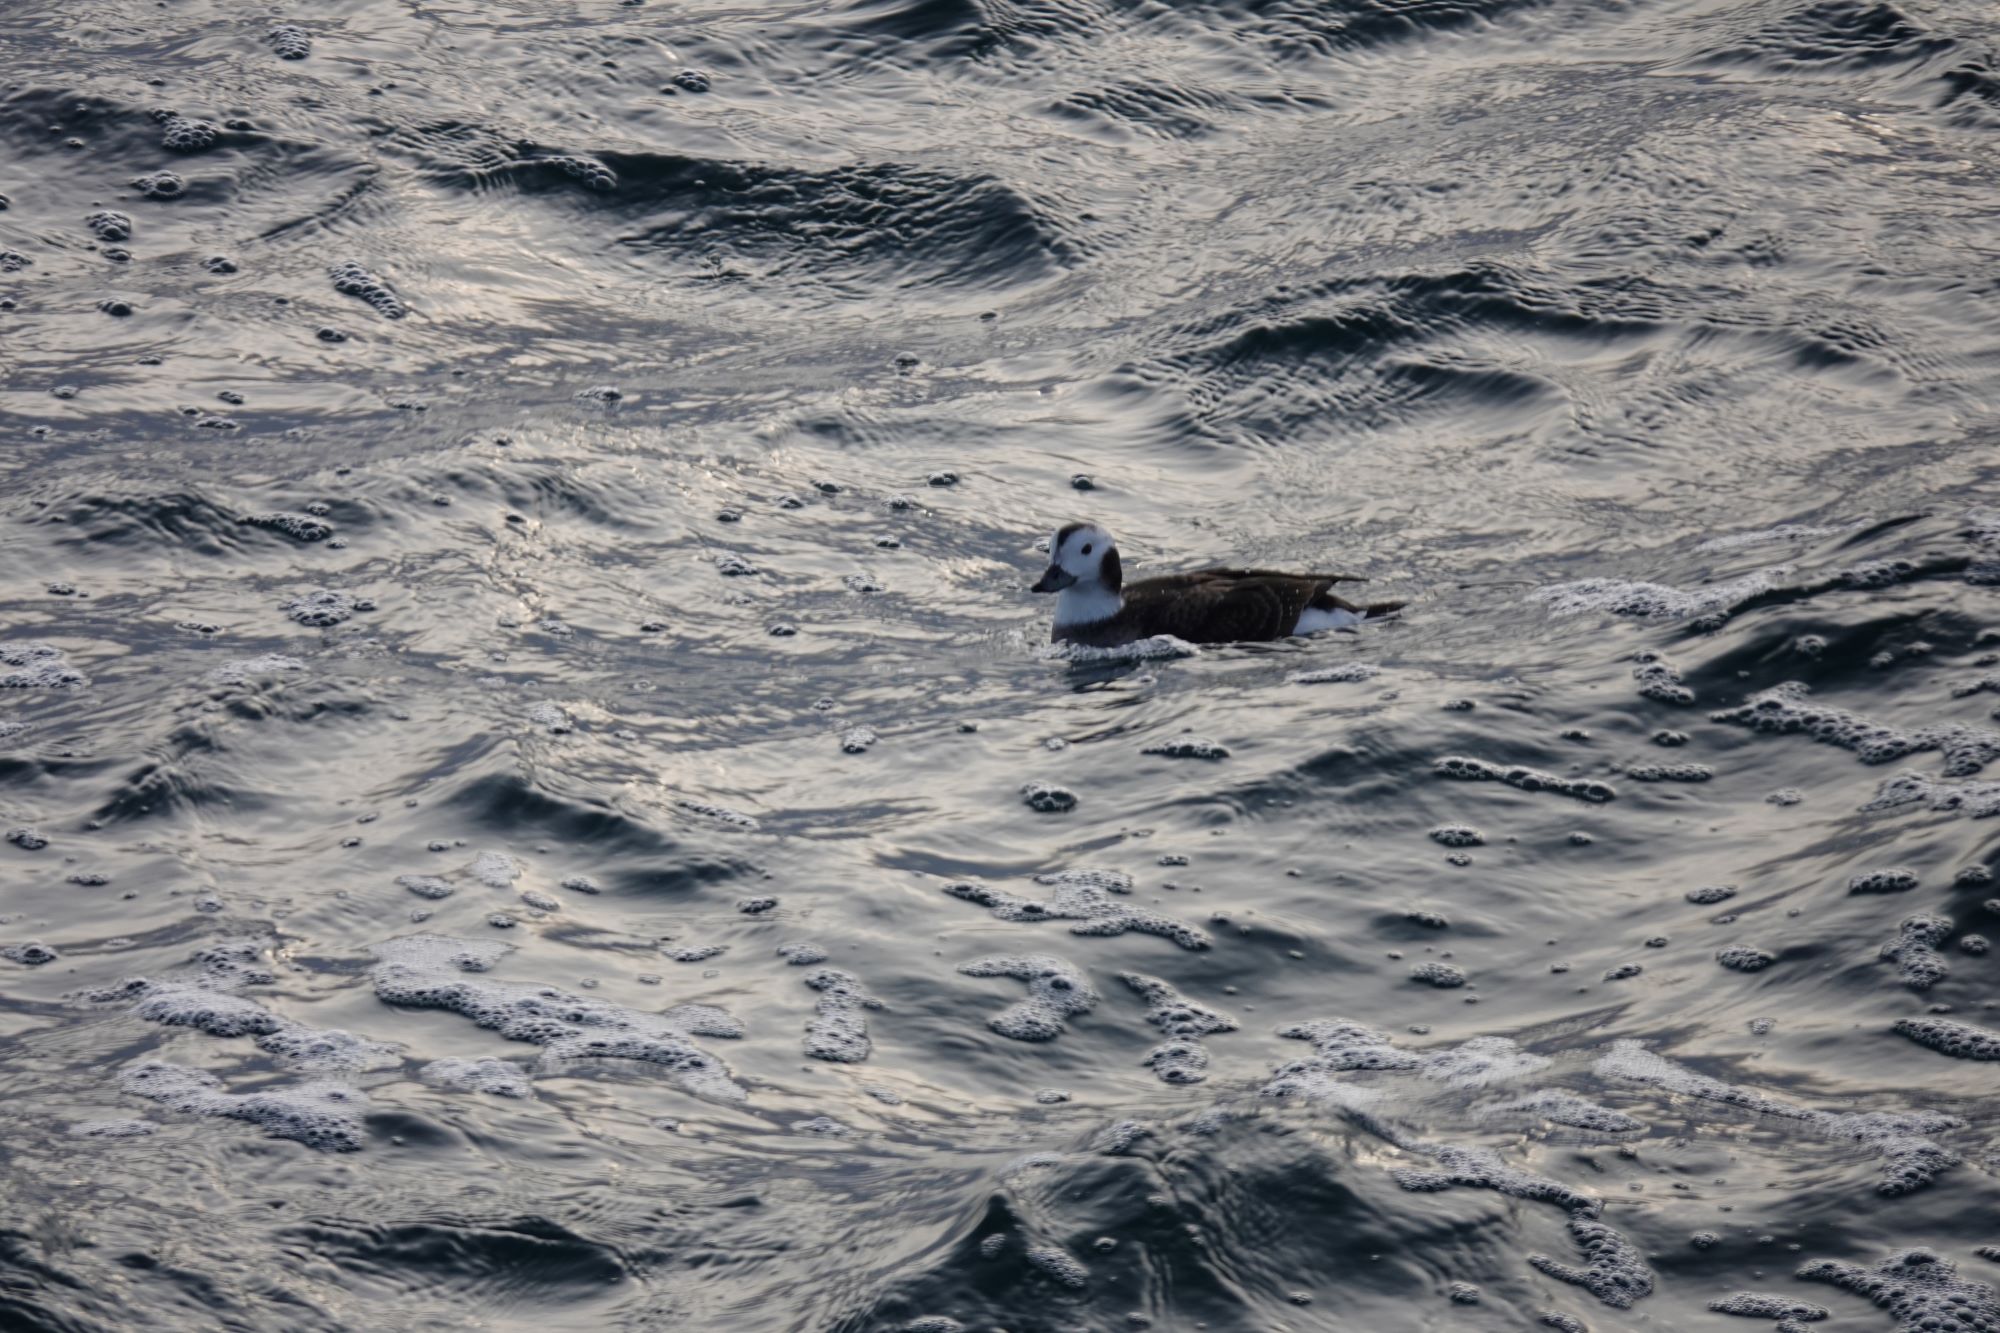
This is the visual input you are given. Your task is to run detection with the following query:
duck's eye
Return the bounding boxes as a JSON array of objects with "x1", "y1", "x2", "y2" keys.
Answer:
[{"x1": 1081, "y1": 543, "x2": 1092, "y2": 555}]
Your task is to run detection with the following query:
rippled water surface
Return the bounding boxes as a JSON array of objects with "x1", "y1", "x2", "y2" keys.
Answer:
[{"x1": 7, "y1": 0, "x2": 2000, "y2": 1329}]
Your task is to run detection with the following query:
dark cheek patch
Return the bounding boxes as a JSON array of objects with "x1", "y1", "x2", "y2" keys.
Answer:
[{"x1": 1102, "y1": 546, "x2": 1122, "y2": 591}]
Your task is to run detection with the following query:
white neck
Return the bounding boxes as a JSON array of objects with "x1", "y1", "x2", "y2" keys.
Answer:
[{"x1": 1053, "y1": 582, "x2": 1122, "y2": 628}]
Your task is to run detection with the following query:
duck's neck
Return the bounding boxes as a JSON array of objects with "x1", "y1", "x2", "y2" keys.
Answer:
[{"x1": 1053, "y1": 582, "x2": 1123, "y2": 630}]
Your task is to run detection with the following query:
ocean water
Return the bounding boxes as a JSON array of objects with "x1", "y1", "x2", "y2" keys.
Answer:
[{"x1": 4, "y1": 0, "x2": 2000, "y2": 1328}]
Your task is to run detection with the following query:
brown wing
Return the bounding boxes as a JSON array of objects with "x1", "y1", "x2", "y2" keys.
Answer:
[{"x1": 1124, "y1": 572, "x2": 1334, "y2": 643}]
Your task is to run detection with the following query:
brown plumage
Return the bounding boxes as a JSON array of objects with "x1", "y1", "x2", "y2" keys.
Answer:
[
  {"x1": 1033, "y1": 522, "x2": 1405, "y2": 647},
  {"x1": 1062, "y1": 569, "x2": 1398, "y2": 646}
]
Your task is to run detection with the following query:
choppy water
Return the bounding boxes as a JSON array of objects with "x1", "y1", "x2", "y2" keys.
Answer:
[{"x1": 5, "y1": 0, "x2": 2000, "y2": 1329}]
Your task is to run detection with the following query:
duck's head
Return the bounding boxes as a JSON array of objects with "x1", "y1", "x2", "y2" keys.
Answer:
[{"x1": 1032, "y1": 521, "x2": 1121, "y2": 594}]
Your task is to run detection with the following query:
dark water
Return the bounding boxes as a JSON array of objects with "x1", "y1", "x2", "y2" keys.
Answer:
[{"x1": 5, "y1": 0, "x2": 2000, "y2": 1329}]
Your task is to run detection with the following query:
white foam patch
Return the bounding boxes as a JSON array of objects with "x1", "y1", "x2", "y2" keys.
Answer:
[
  {"x1": 1419, "y1": 1036, "x2": 1551, "y2": 1088},
  {"x1": 1038, "y1": 635, "x2": 1197, "y2": 663},
  {"x1": 120, "y1": 1062, "x2": 367, "y2": 1152},
  {"x1": 420, "y1": 1057, "x2": 533, "y2": 1098},
  {"x1": 468, "y1": 851, "x2": 521, "y2": 888},
  {"x1": 674, "y1": 798, "x2": 761, "y2": 830},
  {"x1": 1715, "y1": 683, "x2": 2000, "y2": 777},
  {"x1": 527, "y1": 701, "x2": 573, "y2": 734},
  {"x1": 958, "y1": 954, "x2": 1097, "y2": 1042},
  {"x1": 87, "y1": 939, "x2": 397, "y2": 1073},
  {"x1": 944, "y1": 869, "x2": 1210, "y2": 950},
  {"x1": 0, "y1": 641, "x2": 89, "y2": 689},
  {"x1": 204, "y1": 654, "x2": 305, "y2": 685},
  {"x1": 1290, "y1": 662, "x2": 1380, "y2": 684},
  {"x1": 1596, "y1": 1040, "x2": 1960, "y2": 1194},
  {"x1": 370, "y1": 934, "x2": 745, "y2": 1101},
  {"x1": 1531, "y1": 568, "x2": 1787, "y2": 621},
  {"x1": 1480, "y1": 1090, "x2": 1644, "y2": 1133},
  {"x1": 1866, "y1": 771, "x2": 2000, "y2": 819}
]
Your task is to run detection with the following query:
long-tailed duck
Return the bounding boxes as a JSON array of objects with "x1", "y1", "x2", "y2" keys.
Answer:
[{"x1": 1030, "y1": 521, "x2": 1404, "y2": 646}]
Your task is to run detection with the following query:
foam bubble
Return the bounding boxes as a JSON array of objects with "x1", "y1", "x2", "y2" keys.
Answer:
[
  {"x1": 1040, "y1": 636, "x2": 1197, "y2": 663},
  {"x1": 802, "y1": 968, "x2": 880, "y2": 1063},
  {"x1": 398, "y1": 874, "x2": 453, "y2": 900},
  {"x1": 1632, "y1": 653, "x2": 1695, "y2": 705},
  {"x1": 1434, "y1": 756, "x2": 1616, "y2": 803},
  {"x1": 1291, "y1": 663, "x2": 1381, "y2": 684},
  {"x1": 1717, "y1": 945, "x2": 1776, "y2": 973},
  {"x1": 1121, "y1": 972, "x2": 1236, "y2": 1085},
  {"x1": 1894, "y1": 1015, "x2": 2000, "y2": 1061},
  {"x1": 1533, "y1": 569, "x2": 1786, "y2": 623},
  {"x1": 674, "y1": 798, "x2": 760, "y2": 830},
  {"x1": 128, "y1": 172, "x2": 188, "y2": 206},
  {"x1": 1709, "y1": 1293, "x2": 1831, "y2": 1320},
  {"x1": 371, "y1": 934, "x2": 744, "y2": 1099},
  {"x1": 153, "y1": 110, "x2": 217, "y2": 152},
  {"x1": 1882, "y1": 915, "x2": 1952, "y2": 990},
  {"x1": 328, "y1": 260, "x2": 406, "y2": 319},
  {"x1": 527, "y1": 701, "x2": 573, "y2": 734},
  {"x1": 85, "y1": 210, "x2": 131, "y2": 241},
  {"x1": 1625, "y1": 763, "x2": 1713, "y2": 783},
  {"x1": 120, "y1": 1061, "x2": 367, "y2": 1152},
  {"x1": 1865, "y1": 772, "x2": 2000, "y2": 819},
  {"x1": 1410, "y1": 961, "x2": 1466, "y2": 987},
  {"x1": 205, "y1": 654, "x2": 305, "y2": 685},
  {"x1": 1598, "y1": 1040, "x2": 1961, "y2": 1193},
  {"x1": 1421, "y1": 1036, "x2": 1550, "y2": 1087},
  {"x1": 1715, "y1": 683, "x2": 2000, "y2": 777},
  {"x1": 778, "y1": 942, "x2": 828, "y2": 966},
  {"x1": 420, "y1": 1057, "x2": 532, "y2": 1097},
  {"x1": 1482, "y1": 1090, "x2": 1643, "y2": 1133},
  {"x1": 548, "y1": 155, "x2": 617, "y2": 191},
  {"x1": 1851, "y1": 868, "x2": 1921, "y2": 894},
  {"x1": 943, "y1": 870, "x2": 1209, "y2": 949},
  {"x1": 3, "y1": 941, "x2": 58, "y2": 965},
  {"x1": 1796, "y1": 1248, "x2": 2000, "y2": 1333},
  {"x1": 958, "y1": 955, "x2": 1096, "y2": 1042},
  {"x1": 1687, "y1": 884, "x2": 1738, "y2": 905},
  {"x1": 469, "y1": 851, "x2": 521, "y2": 888},
  {"x1": 88, "y1": 940, "x2": 394, "y2": 1073},
  {"x1": 282, "y1": 589, "x2": 369, "y2": 627},
  {"x1": 1016, "y1": 780, "x2": 1080, "y2": 808},
  {"x1": 1024, "y1": 1244, "x2": 1089, "y2": 1288},
  {"x1": 840, "y1": 727, "x2": 877, "y2": 754},
  {"x1": 1429, "y1": 825, "x2": 1485, "y2": 847},
  {"x1": 1393, "y1": 1142, "x2": 1602, "y2": 1215},
  {"x1": 0, "y1": 641, "x2": 89, "y2": 689},
  {"x1": 267, "y1": 24, "x2": 310, "y2": 58},
  {"x1": 1538, "y1": 1315, "x2": 1587, "y2": 1332},
  {"x1": 1141, "y1": 735, "x2": 1229, "y2": 759},
  {"x1": 1529, "y1": 1215, "x2": 1653, "y2": 1309},
  {"x1": 1264, "y1": 1020, "x2": 1421, "y2": 1101}
]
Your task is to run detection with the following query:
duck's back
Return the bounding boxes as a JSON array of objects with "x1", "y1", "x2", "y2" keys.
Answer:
[{"x1": 1120, "y1": 568, "x2": 1360, "y2": 644}]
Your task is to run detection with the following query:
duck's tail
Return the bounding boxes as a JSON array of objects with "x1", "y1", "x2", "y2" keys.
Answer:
[{"x1": 1363, "y1": 599, "x2": 1407, "y2": 618}]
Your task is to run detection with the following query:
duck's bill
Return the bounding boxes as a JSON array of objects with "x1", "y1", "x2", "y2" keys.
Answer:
[{"x1": 1031, "y1": 566, "x2": 1076, "y2": 593}]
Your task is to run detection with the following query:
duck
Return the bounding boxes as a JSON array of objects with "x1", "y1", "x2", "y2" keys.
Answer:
[{"x1": 1030, "y1": 521, "x2": 1404, "y2": 646}]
